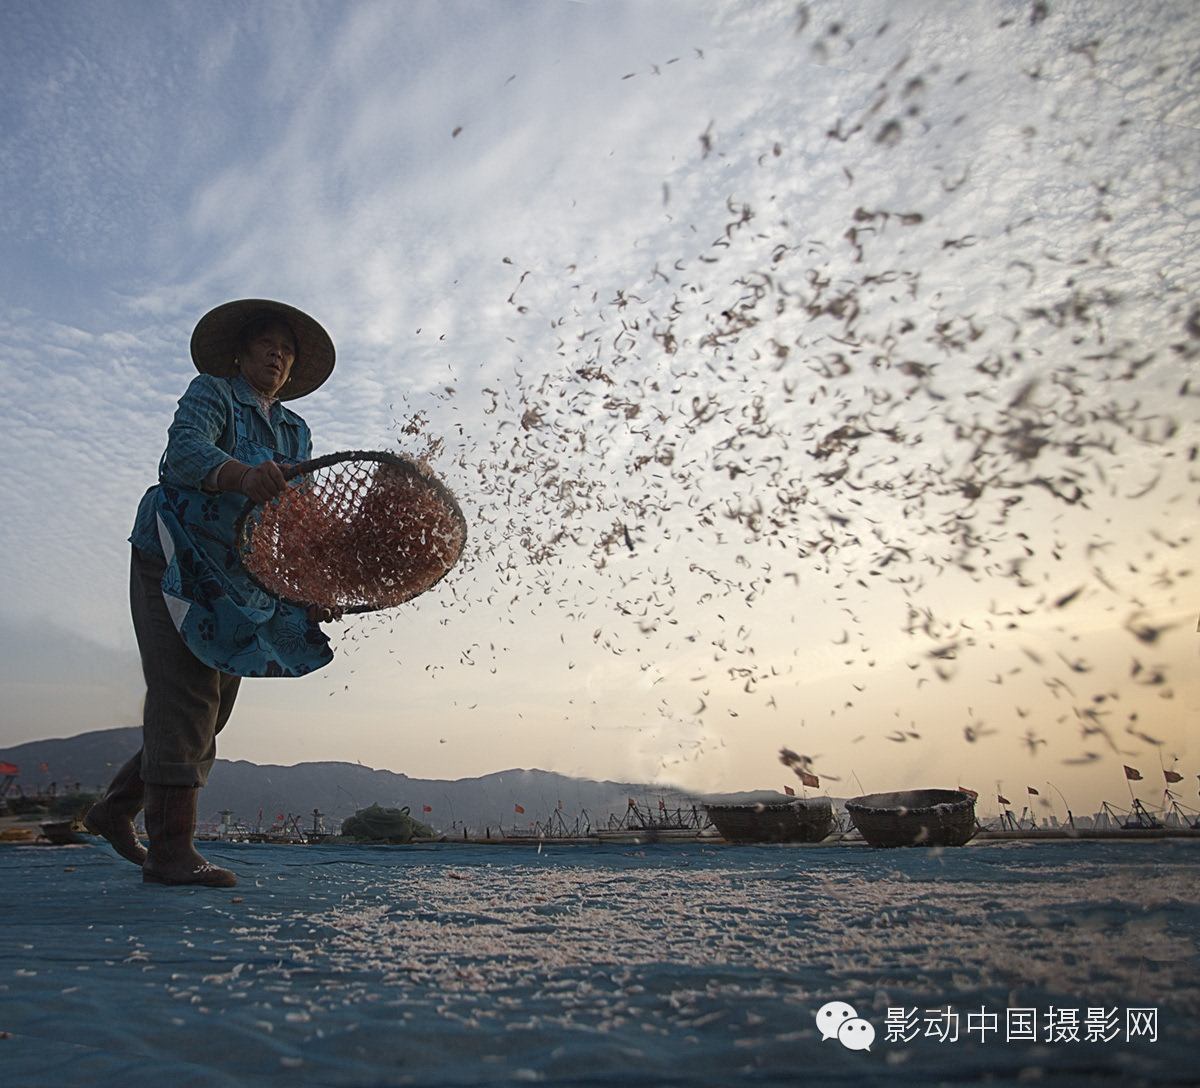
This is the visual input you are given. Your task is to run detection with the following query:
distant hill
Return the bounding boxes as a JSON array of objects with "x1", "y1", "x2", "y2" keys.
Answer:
[
  {"x1": 0, "y1": 728, "x2": 706, "y2": 834},
  {"x1": 0, "y1": 727, "x2": 143, "y2": 790}
]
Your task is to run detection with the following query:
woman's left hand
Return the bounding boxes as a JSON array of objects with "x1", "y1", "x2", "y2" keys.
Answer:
[{"x1": 307, "y1": 605, "x2": 343, "y2": 624}]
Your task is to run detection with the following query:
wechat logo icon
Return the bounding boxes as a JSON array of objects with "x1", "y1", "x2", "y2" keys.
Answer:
[{"x1": 816, "y1": 1000, "x2": 876, "y2": 1052}]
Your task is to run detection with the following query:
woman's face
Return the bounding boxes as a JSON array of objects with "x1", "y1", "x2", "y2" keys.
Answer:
[{"x1": 238, "y1": 323, "x2": 296, "y2": 397}]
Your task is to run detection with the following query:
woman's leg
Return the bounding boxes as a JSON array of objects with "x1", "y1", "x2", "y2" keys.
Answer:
[
  {"x1": 141, "y1": 783, "x2": 237, "y2": 887},
  {"x1": 84, "y1": 751, "x2": 147, "y2": 865},
  {"x1": 131, "y1": 547, "x2": 241, "y2": 788},
  {"x1": 129, "y1": 546, "x2": 238, "y2": 887}
]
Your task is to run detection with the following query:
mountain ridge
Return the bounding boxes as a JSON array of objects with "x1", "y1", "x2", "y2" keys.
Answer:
[{"x1": 0, "y1": 727, "x2": 711, "y2": 833}]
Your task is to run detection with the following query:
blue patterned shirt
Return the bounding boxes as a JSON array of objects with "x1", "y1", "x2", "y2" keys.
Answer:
[{"x1": 131, "y1": 373, "x2": 313, "y2": 561}]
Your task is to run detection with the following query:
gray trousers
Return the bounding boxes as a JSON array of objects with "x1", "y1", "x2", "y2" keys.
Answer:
[{"x1": 130, "y1": 546, "x2": 241, "y2": 786}]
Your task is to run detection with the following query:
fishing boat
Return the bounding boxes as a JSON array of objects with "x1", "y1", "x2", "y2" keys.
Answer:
[
  {"x1": 38, "y1": 819, "x2": 91, "y2": 845},
  {"x1": 703, "y1": 792, "x2": 833, "y2": 844},
  {"x1": 592, "y1": 797, "x2": 716, "y2": 844}
]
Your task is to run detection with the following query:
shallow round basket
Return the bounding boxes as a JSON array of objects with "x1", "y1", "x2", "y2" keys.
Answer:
[
  {"x1": 235, "y1": 450, "x2": 466, "y2": 614},
  {"x1": 704, "y1": 797, "x2": 833, "y2": 844},
  {"x1": 845, "y1": 789, "x2": 977, "y2": 848}
]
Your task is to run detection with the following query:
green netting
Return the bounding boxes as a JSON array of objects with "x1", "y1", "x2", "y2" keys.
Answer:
[{"x1": 330, "y1": 802, "x2": 437, "y2": 844}]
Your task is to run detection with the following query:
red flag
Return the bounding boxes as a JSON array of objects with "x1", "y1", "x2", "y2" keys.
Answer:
[
  {"x1": 783, "y1": 785, "x2": 795, "y2": 796},
  {"x1": 0, "y1": 761, "x2": 17, "y2": 775},
  {"x1": 514, "y1": 804, "x2": 525, "y2": 815},
  {"x1": 998, "y1": 795, "x2": 1011, "y2": 805},
  {"x1": 558, "y1": 800, "x2": 562, "y2": 810},
  {"x1": 1164, "y1": 770, "x2": 1183, "y2": 784},
  {"x1": 39, "y1": 762, "x2": 49, "y2": 773},
  {"x1": 659, "y1": 800, "x2": 666, "y2": 810},
  {"x1": 1027, "y1": 786, "x2": 1039, "y2": 796},
  {"x1": 1124, "y1": 766, "x2": 1142, "y2": 781},
  {"x1": 278, "y1": 814, "x2": 284, "y2": 821},
  {"x1": 628, "y1": 797, "x2": 636, "y2": 806},
  {"x1": 801, "y1": 771, "x2": 819, "y2": 788},
  {"x1": 423, "y1": 805, "x2": 432, "y2": 812},
  {"x1": 957, "y1": 786, "x2": 978, "y2": 799}
]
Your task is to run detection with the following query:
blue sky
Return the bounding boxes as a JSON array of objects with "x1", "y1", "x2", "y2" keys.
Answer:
[{"x1": 2, "y1": 0, "x2": 1198, "y2": 817}]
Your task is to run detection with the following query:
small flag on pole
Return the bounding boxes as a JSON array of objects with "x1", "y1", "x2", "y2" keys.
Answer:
[
  {"x1": 801, "y1": 771, "x2": 819, "y2": 788},
  {"x1": 998, "y1": 795, "x2": 1011, "y2": 805},
  {"x1": 783, "y1": 785, "x2": 795, "y2": 796},
  {"x1": 1164, "y1": 770, "x2": 1183, "y2": 784},
  {"x1": 0, "y1": 761, "x2": 17, "y2": 775},
  {"x1": 957, "y1": 786, "x2": 978, "y2": 799},
  {"x1": 1123, "y1": 766, "x2": 1143, "y2": 781},
  {"x1": 423, "y1": 805, "x2": 432, "y2": 813},
  {"x1": 1027, "y1": 786, "x2": 1039, "y2": 796},
  {"x1": 514, "y1": 804, "x2": 525, "y2": 815}
]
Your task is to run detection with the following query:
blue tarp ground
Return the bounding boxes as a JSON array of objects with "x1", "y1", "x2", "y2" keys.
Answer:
[{"x1": 2, "y1": 838, "x2": 1197, "y2": 1087}]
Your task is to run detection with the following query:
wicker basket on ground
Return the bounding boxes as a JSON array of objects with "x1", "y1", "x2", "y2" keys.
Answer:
[
  {"x1": 704, "y1": 795, "x2": 834, "y2": 844},
  {"x1": 845, "y1": 789, "x2": 977, "y2": 847}
]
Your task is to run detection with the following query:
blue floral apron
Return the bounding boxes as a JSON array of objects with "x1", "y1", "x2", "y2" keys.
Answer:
[{"x1": 153, "y1": 412, "x2": 333, "y2": 678}]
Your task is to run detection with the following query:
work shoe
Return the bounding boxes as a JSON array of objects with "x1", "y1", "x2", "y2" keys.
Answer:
[
  {"x1": 84, "y1": 753, "x2": 148, "y2": 866},
  {"x1": 142, "y1": 783, "x2": 237, "y2": 888}
]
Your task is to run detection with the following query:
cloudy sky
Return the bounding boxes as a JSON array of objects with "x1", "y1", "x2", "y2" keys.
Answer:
[{"x1": 2, "y1": 0, "x2": 1198, "y2": 819}]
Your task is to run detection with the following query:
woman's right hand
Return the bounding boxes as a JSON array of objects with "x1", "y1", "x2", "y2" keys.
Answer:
[
  {"x1": 239, "y1": 460, "x2": 290, "y2": 503},
  {"x1": 220, "y1": 459, "x2": 289, "y2": 503}
]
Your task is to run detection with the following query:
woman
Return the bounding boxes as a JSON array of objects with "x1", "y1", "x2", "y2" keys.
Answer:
[{"x1": 86, "y1": 299, "x2": 339, "y2": 887}]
